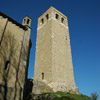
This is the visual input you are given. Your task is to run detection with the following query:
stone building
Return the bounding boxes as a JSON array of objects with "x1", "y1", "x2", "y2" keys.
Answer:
[
  {"x1": 33, "y1": 6, "x2": 79, "y2": 94},
  {"x1": 0, "y1": 11, "x2": 32, "y2": 100}
]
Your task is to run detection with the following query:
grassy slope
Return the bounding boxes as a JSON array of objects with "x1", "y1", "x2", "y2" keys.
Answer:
[
  {"x1": 43, "y1": 91, "x2": 93, "y2": 100},
  {"x1": 25, "y1": 91, "x2": 93, "y2": 100}
]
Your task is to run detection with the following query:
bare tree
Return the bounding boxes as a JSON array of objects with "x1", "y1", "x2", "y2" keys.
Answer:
[{"x1": 91, "y1": 92, "x2": 99, "y2": 100}]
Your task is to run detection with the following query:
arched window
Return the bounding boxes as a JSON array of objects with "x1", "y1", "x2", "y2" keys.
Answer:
[
  {"x1": 41, "y1": 18, "x2": 44, "y2": 24},
  {"x1": 42, "y1": 73, "x2": 44, "y2": 79},
  {"x1": 61, "y1": 18, "x2": 64, "y2": 23},
  {"x1": 5, "y1": 61, "x2": 10, "y2": 70},
  {"x1": 55, "y1": 14, "x2": 59, "y2": 19},
  {"x1": 46, "y1": 14, "x2": 49, "y2": 20},
  {"x1": 27, "y1": 19, "x2": 30, "y2": 24}
]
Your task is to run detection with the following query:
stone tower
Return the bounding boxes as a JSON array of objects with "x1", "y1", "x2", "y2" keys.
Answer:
[{"x1": 33, "y1": 6, "x2": 79, "y2": 94}]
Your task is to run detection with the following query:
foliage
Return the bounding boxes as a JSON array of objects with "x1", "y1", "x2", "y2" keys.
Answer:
[{"x1": 25, "y1": 91, "x2": 93, "y2": 100}]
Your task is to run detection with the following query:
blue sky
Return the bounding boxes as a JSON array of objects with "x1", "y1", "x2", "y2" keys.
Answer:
[{"x1": 0, "y1": 0, "x2": 100, "y2": 99}]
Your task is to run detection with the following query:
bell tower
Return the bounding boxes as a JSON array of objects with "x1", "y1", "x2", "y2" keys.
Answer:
[
  {"x1": 22, "y1": 16, "x2": 32, "y2": 28},
  {"x1": 33, "y1": 6, "x2": 79, "y2": 94},
  {"x1": 22, "y1": 15, "x2": 32, "y2": 43}
]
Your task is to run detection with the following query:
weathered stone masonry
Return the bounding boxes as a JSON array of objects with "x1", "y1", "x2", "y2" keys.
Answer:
[
  {"x1": 0, "y1": 11, "x2": 32, "y2": 100},
  {"x1": 33, "y1": 6, "x2": 79, "y2": 94}
]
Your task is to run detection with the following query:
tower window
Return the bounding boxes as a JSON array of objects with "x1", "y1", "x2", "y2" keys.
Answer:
[
  {"x1": 61, "y1": 18, "x2": 64, "y2": 23},
  {"x1": 46, "y1": 14, "x2": 49, "y2": 20},
  {"x1": 27, "y1": 19, "x2": 30, "y2": 24},
  {"x1": 24, "y1": 19, "x2": 26, "y2": 23},
  {"x1": 55, "y1": 14, "x2": 59, "y2": 19},
  {"x1": 42, "y1": 73, "x2": 44, "y2": 79},
  {"x1": 41, "y1": 18, "x2": 44, "y2": 24},
  {"x1": 5, "y1": 61, "x2": 10, "y2": 70}
]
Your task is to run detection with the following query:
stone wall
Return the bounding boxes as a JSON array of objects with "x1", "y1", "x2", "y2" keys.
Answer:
[
  {"x1": 32, "y1": 79, "x2": 53, "y2": 94},
  {"x1": 0, "y1": 12, "x2": 31, "y2": 100}
]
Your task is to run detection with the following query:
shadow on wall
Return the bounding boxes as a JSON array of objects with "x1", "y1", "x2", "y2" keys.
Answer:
[{"x1": 23, "y1": 79, "x2": 33, "y2": 100}]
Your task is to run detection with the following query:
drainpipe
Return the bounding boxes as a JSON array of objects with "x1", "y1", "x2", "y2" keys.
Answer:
[
  {"x1": 0, "y1": 18, "x2": 8, "y2": 47},
  {"x1": 14, "y1": 30, "x2": 27, "y2": 100}
]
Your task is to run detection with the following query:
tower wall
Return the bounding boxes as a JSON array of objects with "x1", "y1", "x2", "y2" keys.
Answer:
[
  {"x1": 51, "y1": 11, "x2": 75, "y2": 85},
  {"x1": 34, "y1": 19, "x2": 53, "y2": 82},
  {"x1": 33, "y1": 7, "x2": 78, "y2": 93}
]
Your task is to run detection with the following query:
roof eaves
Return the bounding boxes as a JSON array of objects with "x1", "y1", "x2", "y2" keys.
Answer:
[{"x1": 0, "y1": 11, "x2": 27, "y2": 31}]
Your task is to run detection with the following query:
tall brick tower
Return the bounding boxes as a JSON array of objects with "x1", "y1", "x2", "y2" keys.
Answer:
[{"x1": 33, "y1": 6, "x2": 79, "y2": 94}]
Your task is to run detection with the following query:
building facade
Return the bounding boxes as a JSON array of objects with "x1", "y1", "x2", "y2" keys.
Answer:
[
  {"x1": 0, "y1": 12, "x2": 32, "y2": 100},
  {"x1": 33, "y1": 6, "x2": 79, "y2": 94}
]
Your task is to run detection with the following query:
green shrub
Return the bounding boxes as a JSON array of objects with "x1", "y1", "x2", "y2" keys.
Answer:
[{"x1": 25, "y1": 92, "x2": 93, "y2": 100}]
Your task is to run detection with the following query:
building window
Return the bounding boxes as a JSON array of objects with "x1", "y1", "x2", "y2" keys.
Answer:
[
  {"x1": 27, "y1": 19, "x2": 30, "y2": 24},
  {"x1": 41, "y1": 18, "x2": 44, "y2": 24},
  {"x1": 24, "y1": 19, "x2": 26, "y2": 23},
  {"x1": 55, "y1": 14, "x2": 59, "y2": 19},
  {"x1": 61, "y1": 18, "x2": 64, "y2": 23},
  {"x1": 42, "y1": 73, "x2": 44, "y2": 79},
  {"x1": 5, "y1": 61, "x2": 10, "y2": 70},
  {"x1": 46, "y1": 14, "x2": 49, "y2": 20}
]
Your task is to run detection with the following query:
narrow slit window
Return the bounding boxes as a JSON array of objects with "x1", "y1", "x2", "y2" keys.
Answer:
[
  {"x1": 46, "y1": 14, "x2": 49, "y2": 20},
  {"x1": 61, "y1": 18, "x2": 64, "y2": 23},
  {"x1": 55, "y1": 14, "x2": 59, "y2": 19},
  {"x1": 41, "y1": 18, "x2": 44, "y2": 24},
  {"x1": 5, "y1": 61, "x2": 10, "y2": 70},
  {"x1": 42, "y1": 73, "x2": 44, "y2": 79},
  {"x1": 27, "y1": 19, "x2": 30, "y2": 24}
]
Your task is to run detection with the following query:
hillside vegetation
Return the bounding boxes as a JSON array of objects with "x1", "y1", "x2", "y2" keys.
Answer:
[{"x1": 25, "y1": 91, "x2": 93, "y2": 100}]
